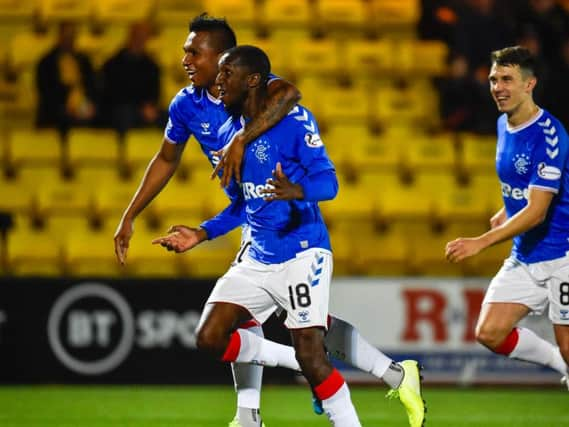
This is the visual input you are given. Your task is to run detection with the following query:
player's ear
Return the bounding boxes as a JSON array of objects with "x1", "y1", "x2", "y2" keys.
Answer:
[
  {"x1": 526, "y1": 75, "x2": 537, "y2": 93},
  {"x1": 247, "y1": 73, "x2": 261, "y2": 88}
]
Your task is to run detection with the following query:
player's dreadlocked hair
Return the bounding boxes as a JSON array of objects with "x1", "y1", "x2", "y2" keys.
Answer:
[
  {"x1": 189, "y1": 13, "x2": 237, "y2": 53},
  {"x1": 491, "y1": 46, "x2": 538, "y2": 79}
]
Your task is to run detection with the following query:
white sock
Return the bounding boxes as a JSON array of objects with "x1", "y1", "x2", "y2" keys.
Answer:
[
  {"x1": 235, "y1": 407, "x2": 262, "y2": 427},
  {"x1": 325, "y1": 316, "x2": 397, "y2": 385},
  {"x1": 232, "y1": 325, "x2": 264, "y2": 417},
  {"x1": 234, "y1": 329, "x2": 300, "y2": 371},
  {"x1": 321, "y1": 383, "x2": 362, "y2": 427},
  {"x1": 509, "y1": 327, "x2": 568, "y2": 375}
]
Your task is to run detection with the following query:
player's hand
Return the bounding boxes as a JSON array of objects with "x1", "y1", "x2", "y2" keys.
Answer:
[
  {"x1": 490, "y1": 208, "x2": 507, "y2": 229},
  {"x1": 445, "y1": 237, "x2": 484, "y2": 263},
  {"x1": 211, "y1": 133, "x2": 246, "y2": 187},
  {"x1": 260, "y1": 162, "x2": 304, "y2": 201},
  {"x1": 114, "y1": 218, "x2": 134, "y2": 266},
  {"x1": 151, "y1": 225, "x2": 208, "y2": 253}
]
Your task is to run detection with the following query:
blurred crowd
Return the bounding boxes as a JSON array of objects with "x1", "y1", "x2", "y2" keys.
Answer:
[
  {"x1": 421, "y1": 0, "x2": 569, "y2": 133},
  {"x1": 31, "y1": 0, "x2": 569, "y2": 138},
  {"x1": 35, "y1": 20, "x2": 166, "y2": 137}
]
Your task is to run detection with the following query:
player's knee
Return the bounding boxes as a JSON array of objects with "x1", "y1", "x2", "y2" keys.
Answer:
[
  {"x1": 196, "y1": 324, "x2": 227, "y2": 357},
  {"x1": 475, "y1": 323, "x2": 507, "y2": 350}
]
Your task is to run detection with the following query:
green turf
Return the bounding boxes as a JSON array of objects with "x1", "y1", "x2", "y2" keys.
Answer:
[{"x1": 0, "y1": 385, "x2": 567, "y2": 427}]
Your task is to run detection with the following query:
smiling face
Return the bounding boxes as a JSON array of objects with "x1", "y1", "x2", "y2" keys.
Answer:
[
  {"x1": 181, "y1": 31, "x2": 222, "y2": 90},
  {"x1": 488, "y1": 63, "x2": 536, "y2": 116},
  {"x1": 215, "y1": 53, "x2": 251, "y2": 110}
]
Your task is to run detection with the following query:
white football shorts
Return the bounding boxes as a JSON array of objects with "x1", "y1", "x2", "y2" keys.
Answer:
[
  {"x1": 206, "y1": 248, "x2": 333, "y2": 330},
  {"x1": 483, "y1": 254, "x2": 569, "y2": 324}
]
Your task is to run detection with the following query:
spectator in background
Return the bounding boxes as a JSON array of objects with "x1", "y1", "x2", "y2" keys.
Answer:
[
  {"x1": 544, "y1": 38, "x2": 569, "y2": 128},
  {"x1": 36, "y1": 21, "x2": 98, "y2": 134},
  {"x1": 100, "y1": 21, "x2": 163, "y2": 136},
  {"x1": 513, "y1": 0, "x2": 569, "y2": 66},
  {"x1": 418, "y1": 0, "x2": 461, "y2": 44}
]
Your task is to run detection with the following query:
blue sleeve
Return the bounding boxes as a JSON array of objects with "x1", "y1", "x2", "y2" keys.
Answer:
[
  {"x1": 298, "y1": 169, "x2": 338, "y2": 201},
  {"x1": 288, "y1": 107, "x2": 335, "y2": 175},
  {"x1": 164, "y1": 90, "x2": 192, "y2": 144},
  {"x1": 529, "y1": 117, "x2": 569, "y2": 192},
  {"x1": 200, "y1": 197, "x2": 245, "y2": 240}
]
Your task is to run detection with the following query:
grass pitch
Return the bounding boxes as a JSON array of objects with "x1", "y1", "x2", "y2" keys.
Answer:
[{"x1": 0, "y1": 385, "x2": 567, "y2": 427}]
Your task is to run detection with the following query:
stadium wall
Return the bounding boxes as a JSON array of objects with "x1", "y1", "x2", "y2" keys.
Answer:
[{"x1": 0, "y1": 278, "x2": 560, "y2": 385}]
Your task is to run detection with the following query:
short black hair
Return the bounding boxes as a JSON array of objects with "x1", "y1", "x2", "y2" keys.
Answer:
[
  {"x1": 189, "y1": 13, "x2": 237, "y2": 53},
  {"x1": 491, "y1": 46, "x2": 537, "y2": 78},
  {"x1": 222, "y1": 45, "x2": 271, "y2": 84}
]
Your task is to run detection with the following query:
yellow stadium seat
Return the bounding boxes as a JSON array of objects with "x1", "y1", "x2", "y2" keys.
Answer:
[
  {"x1": 395, "y1": 39, "x2": 449, "y2": 76},
  {"x1": 0, "y1": 0, "x2": 35, "y2": 20},
  {"x1": 8, "y1": 29, "x2": 55, "y2": 72},
  {"x1": 460, "y1": 132, "x2": 497, "y2": 174},
  {"x1": 124, "y1": 128, "x2": 163, "y2": 169},
  {"x1": 77, "y1": 25, "x2": 127, "y2": 69},
  {"x1": 65, "y1": 222, "x2": 121, "y2": 277},
  {"x1": 119, "y1": 223, "x2": 184, "y2": 277},
  {"x1": 407, "y1": 224, "x2": 466, "y2": 276},
  {"x1": 345, "y1": 128, "x2": 404, "y2": 172},
  {"x1": 354, "y1": 224, "x2": 411, "y2": 275},
  {"x1": 154, "y1": 0, "x2": 204, "y2": 24},
  {"x1": 316, "y1": 0, "x2": 369, "y2": 26},
  {"x1": 323, "y1": 124, "x2": 375, "y2": 165},
  {"x1": 434, "y1": 176, "x2": 494, "y2": 225},
  {"x1": 206, "y1": 0, "x2": 257, "y2": 26},
  {"x1": 470, "y1": 171, "x2": 503, "y2": 215},
  {"x1": 7, "y1": 128, "x2": 62, "y2": 169},
  {"x1": 405, "y1": 132, "x2": 457, "y2": 173},
  {"x1": 262, "y1": 0, "x2": 311, "y2": 27},
  {"x1": 372, "y1": 78, "x2": 437, "y2": 128},
  {"x1": 39, "y1": 0, "x2": 92, "y2": 21},
  {"x1": 93, "y1": 0, "x2": 152, "y2": 22},
  {"x1": 371, "y1": 0, "x2": 419, "y2": 27},
  {"x1": 6, "y1": 219, "x2": 64, "y2": 276},
  {"x1": 241, "y1": 36, "x2": 289, "y2": 77},
  {"x1": 67, "y1": 128, "x2": 120, "y2": 169},
  {"x1": 289, "y1": 37, "x2": 340, "y2": 77},
  {"x1": 0, "y1": 178, "x2": 36, "y2": 215},
  {"x1": 35, "y1": 175, "x2": 95, "y2": 218},
  {"x1": 317, "y1": 82, "x2": 373, "y2": 125},
  {"x1": 345, "y1": 38, "x2": 393, "y2": 77}
]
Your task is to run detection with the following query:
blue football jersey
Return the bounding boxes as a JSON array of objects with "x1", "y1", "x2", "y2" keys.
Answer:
[
  {"x1": 496, "y1": 109, "x2": 569, "y2": 263},
  {"x1": 217, "y1": 105, "x2": 336, "y2": 264}
]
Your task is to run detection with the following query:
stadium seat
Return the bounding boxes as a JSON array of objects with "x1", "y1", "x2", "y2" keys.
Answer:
[
  {"x1": 0, "y1": 178, "x2": 36, "y2": 215},
  {"x1": 395, "y1": 39, "x2": 449, "y2": 76},
  {"x1": 0, "y1": 0, "x2": 35, "y2": 20},
  {"x1": 240, "y1": 36, "x2": 289, "y2": 77},
  {"x1": 67, "y1": 128, "x2": 120, "y2": 170},
  {"x1": 154, "y1": 0, "x2": 204, "y2": 24},
  {"x1": 370, "y1": 0, "x2": 420, "y2": 28},
  {"x1": 35, "y1": 174, "x2": 95, "y2": 219},
  {"x1": 405, "y1": 132, "x2": 457, "y2": 173},
  {"x1": 317, "y1": 81, "x2": 373, "y2": 125},
  {"x1": 124, "y1": 128, "x2": 163, "y2": 170},
  {"x1": 288, "y1": 37, "x2": 340, "y2": 78},
  {"x1": 121, "y1": 222, "x2": 185, "y2": 277},
  {"x1": 205, "y1": 0, "x2": 258, "y2": 26},
  {"x1": 353, "y1": 223, "x2": 411, "y2": 275},
  {"x1": 93, "y1": 0, "x2": 152, "y2": 22},
  {"x1": 7, "y1": 128, "x2": 63, "y2": 170},
  {"x1": 261, "y1": 0, "x2": 312, "y2": 28},
  {"x1": 8, "y1": 28, "x2": 55, "y2": 73},
  {"x1": 316, "y1": 0, "x2": 369, "y2": 26},
  {"x1": 39, "y1": 0, "x2": 92, "y2": 21},
  {"x1": 470, "y1": 171, "x2": 503, "y2": 215},
  {"x1": 77, "y1": 25, "x2": 127, "y2": 69},
  {"x1": 407, "y1": 223, "x2": 466, "y2": 276},
  {"x1": 344, "y1": 38, "x2": 393, "y2": 78},
  {"x1": 434, "y1": 175, "x2": 494, "y2": 225},
  {"x1": 372, "y1": 78, "x2": 438, "y2": 128},
  {"x1": 65, "y1": 221, "x2": 122, "y2": 277},
  {"x1": 6, "y1": 216, "x2": 64, "y2": 276},
  {"x1": 459, "y1": 132, "x2": 497, "y2": 174}
]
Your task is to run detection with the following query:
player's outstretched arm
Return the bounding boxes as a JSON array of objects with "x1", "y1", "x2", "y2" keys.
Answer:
[
  {"x1": 445, "y1": 188, "x2": 554, "y2": 263},
  {"x1": 152, "y1": 225, "x2": 208, "y2": 253},
  {"x1": 213, "y1": 79, "x2": 301, "y2": 187},
  {"x1": 114, "y1": 139, "x2": 185, "y2": 265}
]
